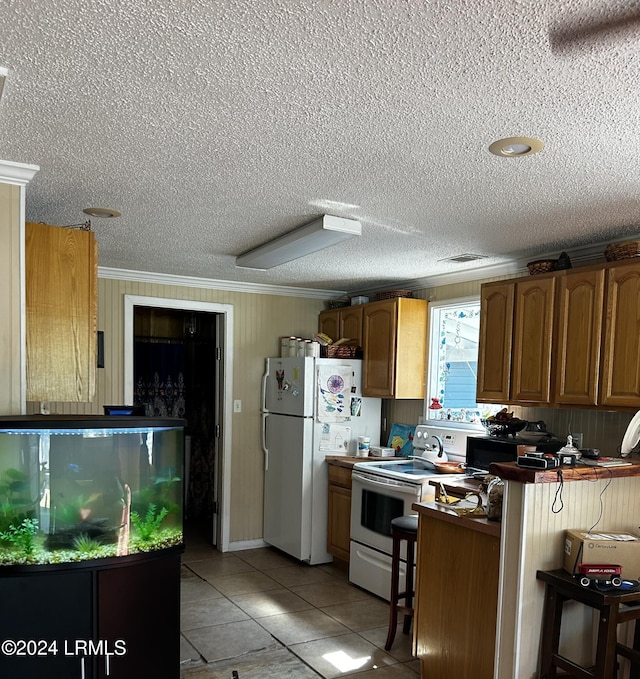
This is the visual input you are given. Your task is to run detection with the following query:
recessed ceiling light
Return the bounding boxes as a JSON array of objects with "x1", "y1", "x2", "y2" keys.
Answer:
[
  {"x1": 488, "y1": 136, "x2": 544, "y2": 157},
  {"x1": 83, "y1": 207, "x2": 121, "y2": 218}
]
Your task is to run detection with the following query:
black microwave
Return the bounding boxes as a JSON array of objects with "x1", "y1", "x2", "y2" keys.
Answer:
[{"x1": 466, "y1": 436, "x2": 563, "y2": 471}]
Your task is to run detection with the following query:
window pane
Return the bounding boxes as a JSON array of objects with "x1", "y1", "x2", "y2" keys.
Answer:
[{"x1": 427, "y1": 301, "x2": 481, "y2": 423}]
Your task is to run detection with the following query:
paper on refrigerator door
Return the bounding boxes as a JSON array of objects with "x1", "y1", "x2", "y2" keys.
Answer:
[
  {"x1": 316, "y1": 364, "x2": 353, "y2": 422},
  {"x1": 318, "y1": 423, "x2": 352, "y2": 452}
]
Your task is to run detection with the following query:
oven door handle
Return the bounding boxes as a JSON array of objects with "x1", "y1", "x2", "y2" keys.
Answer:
[{"x1": 351, "y1": 471, "x2": 420, "y2": 495}]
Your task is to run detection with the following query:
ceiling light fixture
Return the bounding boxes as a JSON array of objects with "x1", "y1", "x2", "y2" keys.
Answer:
[
  {"x1": 83, "y1": 207, "x2": 121, "y2": 218},
  {"x1": 235, "y1": 214, "x2": 362, "y2": 269},
  {"x1": 0, "y1": 66, "x2": 8, "y2": 107},
  {"x1": 488, "y1": 136, "x2": 544, "y2": 157}
]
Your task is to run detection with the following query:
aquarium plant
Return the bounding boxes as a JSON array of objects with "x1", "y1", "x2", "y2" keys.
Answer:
[
  {"x1": 0, "y1": 468, "x2": 35, "y2": 532},
  {"x1": 0, "y1": 517, "x2": 39, "y2": 557},
  {"x1": 130, "y1": 503, "x2": 168, "y2": 542}
]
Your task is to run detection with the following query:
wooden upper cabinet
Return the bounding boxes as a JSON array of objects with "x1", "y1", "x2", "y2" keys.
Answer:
[
  {"x1": 511, "y1": 276, "x2": 555, "y2": 403},
  {"x1": 340, "y1": 305, "x2": 364, "y2": 347},
  {"x1": 318, "y1": 309, "x2": 340, "y2": 342},
  {"x1": 362, "y1": 297, "x2": 427, "y2": 398},
  {"x1": 476, "y1": 282, "x2": 514, "y2": 403},
  {"x1": 553, "y1": 268, "x2": 605, "y2": 405},
  {"x1": 600, "y1": 261, "x2": 640, "y2": 407},
  {"x1": 318, "y1": 306, "x2": 364, "y2": 347},
  {"x1": 26, "y1": 222, "x2": 97, "y2": 402}
]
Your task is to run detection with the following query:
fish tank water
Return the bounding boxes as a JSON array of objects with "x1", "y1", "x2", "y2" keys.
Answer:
[{"x1": 0, "y1": 415, "x2": 185, "y2": 567}]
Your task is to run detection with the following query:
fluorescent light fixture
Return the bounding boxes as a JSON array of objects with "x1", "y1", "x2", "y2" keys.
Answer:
[
  {"x1": 235, "y1": 215, "x2": 361, "y2": 269},
  {"x1": 0, "y1": 67, "x2": 8, "y2": 107}
]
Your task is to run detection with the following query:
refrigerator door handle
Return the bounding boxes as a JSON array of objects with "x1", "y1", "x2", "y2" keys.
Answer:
[
  {"x1": 261, "y1": 359, "x2": 269, "y2": 412},
  {"x1": 262, "y1": 412, "x2": 269, "y2": 471}
]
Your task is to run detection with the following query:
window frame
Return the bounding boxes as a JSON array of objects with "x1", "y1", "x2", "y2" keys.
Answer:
[{"x1": 424, "y1": 295, "x2": 484, "y2": 431}]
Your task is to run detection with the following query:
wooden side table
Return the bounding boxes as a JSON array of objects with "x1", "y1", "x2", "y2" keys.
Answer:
[{"x1": 537, "y1": 569, "x2": 640, "y2": 678}]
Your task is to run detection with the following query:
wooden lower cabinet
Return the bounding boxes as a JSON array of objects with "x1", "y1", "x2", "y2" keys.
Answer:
[
  {"x1": 414, "y1": 511, "x2": 500, "y2": 678},
  {"x1": 0, "y1": 550, "x2": 181, "y2": 678},
  {"x1": 327, "y1": 463, "x2": 353, "y2": 562}
]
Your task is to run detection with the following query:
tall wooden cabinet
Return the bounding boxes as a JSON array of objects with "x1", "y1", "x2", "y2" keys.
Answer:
[
  {"x1": 477, "y1": 260, "x2": 640, "y2": 409},
  {"x1": 476, "y1": 282, "x2": 514, "y2": 403},
  {"x1": 600, "y1": 262, "x2": 640, "y2": 407},
  {"x1": 362, "y1": 297, "x2": 427, "y2": 398},
  {"x1": 25, "y1": 222, "x2": 98, "y2": 402},
  {"x1": 553, "y1": 268, "x2": 605, "y2": 406},
  {"x1": 510, "y1": 276, "x2": 555, "y2": 403}
]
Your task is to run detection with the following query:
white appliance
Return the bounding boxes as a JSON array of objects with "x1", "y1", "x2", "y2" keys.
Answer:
[
  {"x1": 262, "y1": 356, "x2": 381, "y2": 565},
  {"x1": 349, "y1": 423, "x2": 474, "y2": 600}
]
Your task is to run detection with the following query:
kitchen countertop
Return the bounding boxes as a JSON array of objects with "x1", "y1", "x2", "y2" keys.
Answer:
[
  {"x1": 325, "y1": 455, "x2": 403, "y2": 469},
  {"x1": 490, "y1": 459, "x2": 640, "y2": 483},
  {"x1": 412, "y1": 500, "x2": 501, "y2": 538}
]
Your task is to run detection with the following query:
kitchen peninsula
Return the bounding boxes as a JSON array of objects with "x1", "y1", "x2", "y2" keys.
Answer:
[{"x1": 411, "y1": 460, "x2": 640, "y2": 677}]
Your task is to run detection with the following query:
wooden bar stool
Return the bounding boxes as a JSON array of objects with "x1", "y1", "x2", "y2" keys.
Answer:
[
  {"x1": 537, "y1": 569, "x2": 640, "y2": 678},
  {"x1": 385, "y1": 515, "x2": 418, "y2": 651}
]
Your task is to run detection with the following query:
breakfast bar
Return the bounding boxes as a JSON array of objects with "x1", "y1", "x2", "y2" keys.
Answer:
[
  {"x1": 410, "y1": 461, "x2": 640, "y2": 678},
  {"x1": 411, "y1": 499, "x2": 501, "y2": 678}
]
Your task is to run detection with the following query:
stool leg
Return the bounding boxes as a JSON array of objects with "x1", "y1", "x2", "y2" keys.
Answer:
[
  {"x1": 385, "y1": 533, "x2": 401, "y2": 651},
  {"x1": 595, "y1": 602, "x2": 619, "y2": 678},
  {"x1": 402, "y1": 538, "x2": 414, "y2": 635},
  {"x1": 539, "y1": 585, "x2": 562, "y2": 679}
]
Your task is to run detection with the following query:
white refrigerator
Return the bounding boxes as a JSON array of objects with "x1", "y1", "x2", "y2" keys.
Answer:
[{"x1": 262, "y1": 356, "x2": 381, "y2": 565}]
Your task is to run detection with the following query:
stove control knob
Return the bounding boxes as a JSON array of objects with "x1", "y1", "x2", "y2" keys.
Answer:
[{"x1": 416, "y1": 431, "x2": 423, "y2": 439}]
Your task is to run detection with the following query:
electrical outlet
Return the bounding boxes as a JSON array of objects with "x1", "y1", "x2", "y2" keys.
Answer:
[
  {"x1": 40, "y1": 401, "x2": 50, "y2": 415},
  {"x1": 573, "y1": 433, "x2": 583, "y2": 449},
  {"x1": 233, "y1": 400, "x2": 242, "y2": 413}
]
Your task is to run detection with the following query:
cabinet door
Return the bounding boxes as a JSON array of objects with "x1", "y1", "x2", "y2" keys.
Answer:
[
  {"x1": 340, "y1": 305, "x2": 364, "y2": 347},
  {"x1": 26, "y1": 222, "x2": 97, "y2": 401},
  {"x1": 318, "y1": 309, "x2": 340, "y2": 341},
  {"x1": 600, "y1": 262, "x2": 640, "y2": 407},
  {"x1": 327, "y1": 484, "x2": 352, "y2": 562},
  {"x1": 477, "y1": 282, "x2": 514, "y2": 403},
  {"x1": 553, "y1": 269, "x2": 604, "y2": 405},
  {"x1": 363, "y1": 300, "x2": 397, "y2": 397},
  {"x1": 98, "y1": 554, "x2": 181, "y2": 679},
  {"x1": 511, "y1": 276, "x2": 555, "y2": 403},
  {"x1": 394, "y1": 298, "x2": 427, "y2": 398},
  {"x1": 0, "y1": 570, "x2": 94, "y2": 678}
]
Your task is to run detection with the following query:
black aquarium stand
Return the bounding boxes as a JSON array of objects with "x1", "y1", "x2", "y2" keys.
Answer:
[{"x1": 0, "y1": 548, "x2": 182, "y2": 679}]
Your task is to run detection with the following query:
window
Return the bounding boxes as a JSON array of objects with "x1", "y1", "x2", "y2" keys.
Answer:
[{"x1": 426, "y1": 298, "x2": 482, "y2": 424}]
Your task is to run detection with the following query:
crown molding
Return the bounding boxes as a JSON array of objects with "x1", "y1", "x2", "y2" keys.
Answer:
[
  {"x1": 99, "y1": 236, "x2": 637, "y2": 301},
  {"x1": 353, "y1": 238, "x2": 628, "y2": 296},
  {"x1": 0, "y1": 159, "x2": 39, "y2": 186},
  {"x1": 98, "y1": 266, "x2": 347, "y2": 299}
]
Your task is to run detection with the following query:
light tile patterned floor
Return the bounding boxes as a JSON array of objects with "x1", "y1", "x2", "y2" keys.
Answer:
[{"x1": 180, "y1": 524, "x2": 420, "y2": 678}]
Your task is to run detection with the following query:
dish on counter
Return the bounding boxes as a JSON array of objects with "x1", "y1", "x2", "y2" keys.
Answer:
[{"x1": 433, "y1": 461, "x2": 466, "y2": 474}]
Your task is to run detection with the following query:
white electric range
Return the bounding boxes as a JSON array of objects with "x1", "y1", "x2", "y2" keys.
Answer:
[{"x1": 349, "y1": 423, "x2": 479, "y2": 600}]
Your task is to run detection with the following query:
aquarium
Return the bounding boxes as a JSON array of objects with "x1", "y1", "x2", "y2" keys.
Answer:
[{"x1": 0, "y1": 415, "x2": 185, "y2": 566}]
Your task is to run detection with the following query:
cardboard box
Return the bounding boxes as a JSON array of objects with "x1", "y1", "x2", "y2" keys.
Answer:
[{"x1": 563, "y1": 529, "x2": 640, "y2": 580}]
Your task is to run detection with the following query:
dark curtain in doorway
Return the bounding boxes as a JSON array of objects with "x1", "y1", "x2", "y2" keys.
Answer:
[{"x1": 134, "y1": 341, "x2": 186, "y2": 418}]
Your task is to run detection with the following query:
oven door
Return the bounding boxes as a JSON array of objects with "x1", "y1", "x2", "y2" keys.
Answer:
[{"x1": 350, "y1": 471, "x2": 420, "y2": 555}]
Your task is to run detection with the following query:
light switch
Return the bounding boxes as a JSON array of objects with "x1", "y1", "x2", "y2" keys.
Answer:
[{"x1": 233, "y1": 400, "x2": 242, "y2": 413}]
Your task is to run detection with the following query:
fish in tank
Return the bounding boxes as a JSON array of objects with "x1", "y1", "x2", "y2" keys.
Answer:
[{"x1": 0, "y1": 416, "x2": 185, "y2": 566}]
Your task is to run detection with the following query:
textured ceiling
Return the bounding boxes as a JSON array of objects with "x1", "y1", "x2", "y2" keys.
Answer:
[{"x1": 2, "y1": 0, "x2": 640, "y2": 293}]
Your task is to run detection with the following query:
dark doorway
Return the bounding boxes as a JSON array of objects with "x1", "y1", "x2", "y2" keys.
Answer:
[{"x1": 133, "y1": 307, "x2": 218, "y2": 529}]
